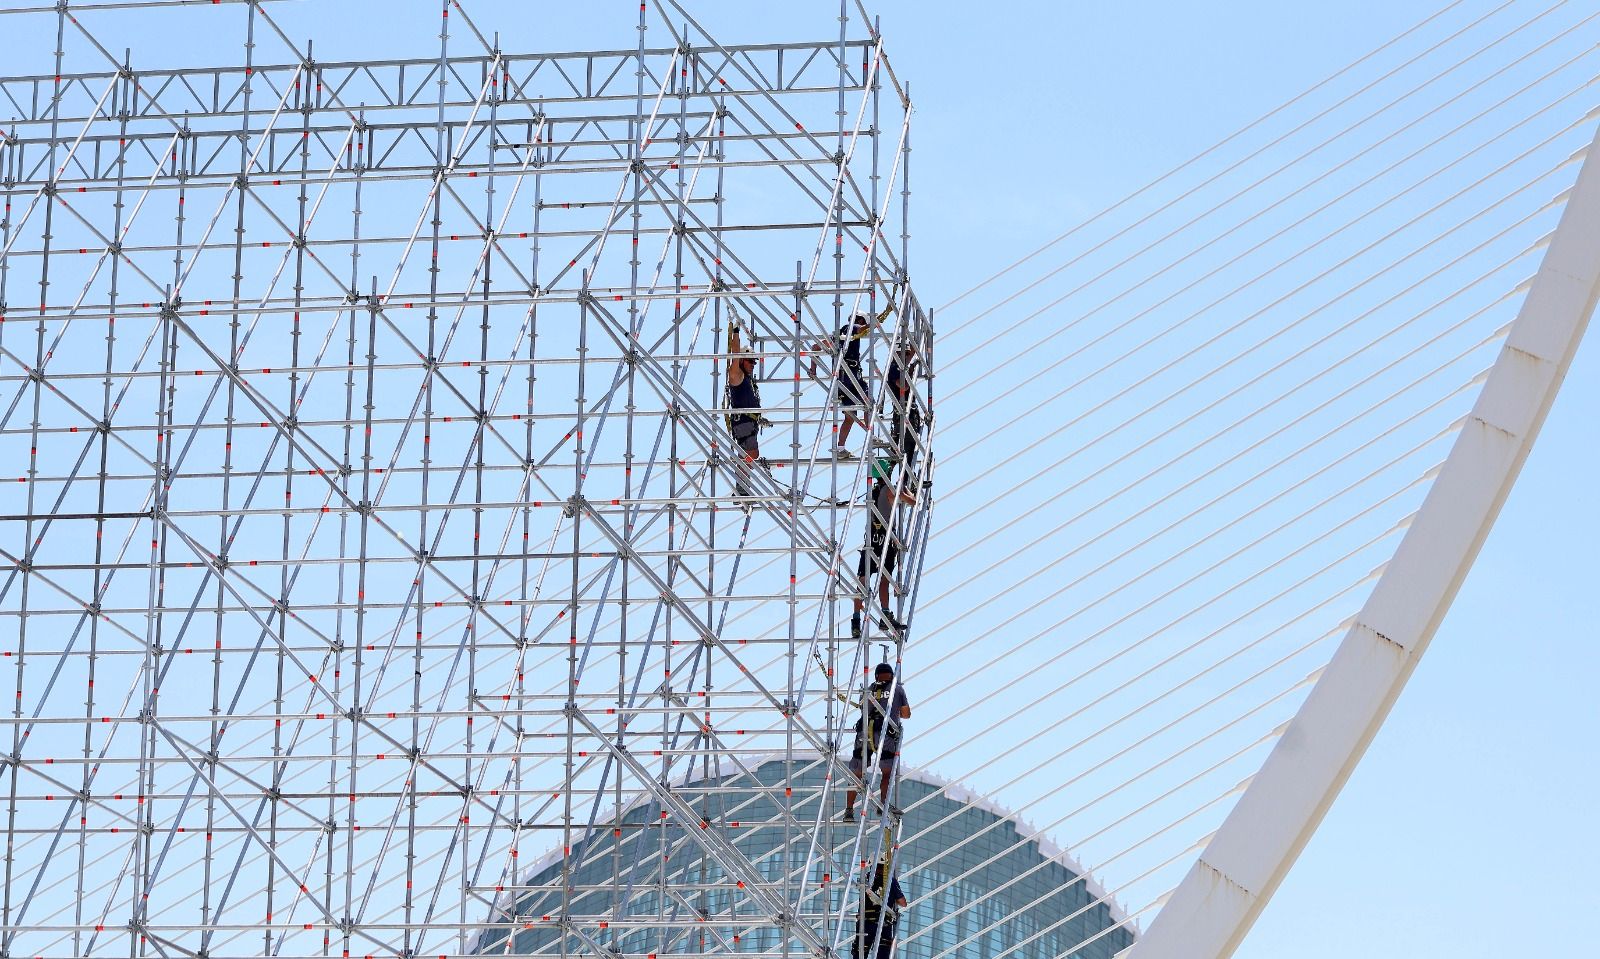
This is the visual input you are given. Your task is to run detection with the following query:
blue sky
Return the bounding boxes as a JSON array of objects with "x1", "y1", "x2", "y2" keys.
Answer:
[{"x1": 1, "y1": 0, "x2": 1594, "y2": 954}]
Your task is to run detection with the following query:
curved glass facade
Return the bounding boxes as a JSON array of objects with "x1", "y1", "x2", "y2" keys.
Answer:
[{"x1": 476, "y1": 757, "x2": 1132, "y2": 958}]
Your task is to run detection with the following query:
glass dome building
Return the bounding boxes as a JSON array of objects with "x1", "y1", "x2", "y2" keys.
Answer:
[{"x1": 475, "y1": 754, "x2": 1133, "y2": 958}]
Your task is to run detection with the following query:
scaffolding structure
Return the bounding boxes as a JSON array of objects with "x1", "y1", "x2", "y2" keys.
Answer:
[{"x1": 0, "y1": 2, "x2": 932, "y2": 957}]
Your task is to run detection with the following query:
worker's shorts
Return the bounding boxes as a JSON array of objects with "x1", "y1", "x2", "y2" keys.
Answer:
[
  {"x1": 849, "y1": 742, "x2": 898, "y2": 777},
  {"x1": 833, "y1": 369, "x2": 867, "y2": 411},
  {"x1": 730, "y1": 417, "x2": 760, "y2": 457},
  {"x1": 858, "y1": 542, "x2": 899, "y2": 578}
]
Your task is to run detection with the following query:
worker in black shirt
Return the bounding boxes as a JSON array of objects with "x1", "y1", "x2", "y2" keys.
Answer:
[
  {"x1": 811, "y1": 299, "x2": 895, "y2": 459},
  {"x1": 853, "y1": 856, "x2": 909, "y2": 959},
  {"x1": 853, "y1": 467, "x2": 917, "y2": 636},
  {"x1": 842, "y1": 662, "x2": 911, "y2": 822},
  {"x1": 885, "y1": 344, "x2": 924, "y2": 473},
  {"x1": 725, "y1": 322, "x2": 767, "y2": 502}
]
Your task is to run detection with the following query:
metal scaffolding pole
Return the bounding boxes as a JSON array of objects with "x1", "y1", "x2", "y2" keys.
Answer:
[{"x1": 0, "y1": 3, "x2": 930, "y2": 958}]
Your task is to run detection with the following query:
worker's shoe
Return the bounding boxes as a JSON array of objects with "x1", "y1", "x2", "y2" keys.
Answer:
[
  {"x1": 840, "y1": 808, "x2": 855, "y2": 823},
  {"x1": 833, "y1": 446, "x2": 856, "y2": 460}
]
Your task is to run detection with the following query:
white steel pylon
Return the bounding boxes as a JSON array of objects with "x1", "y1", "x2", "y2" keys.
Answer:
[
  {"x1": 0, "y1": 2, "x2": 930, "y2": 958},
  {"x1": 1127, "y1": 95, "x2": 1600, "y2": 959}
]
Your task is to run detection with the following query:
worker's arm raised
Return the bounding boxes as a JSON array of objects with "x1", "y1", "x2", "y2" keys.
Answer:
[
  {"x1": 875, "y1": 298, "x2": 897, "y2": 326},
  {"x1": 848, "y1": 299, "x2": 897, "y2": 342},
  {"x1": 726, "y1": 326, "x2": 745, "y2": 386}
]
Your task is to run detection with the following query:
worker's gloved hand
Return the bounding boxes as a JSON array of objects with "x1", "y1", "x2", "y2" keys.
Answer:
[{"x1": 754, "y1": 413, "x2": 775, "y2": 429}]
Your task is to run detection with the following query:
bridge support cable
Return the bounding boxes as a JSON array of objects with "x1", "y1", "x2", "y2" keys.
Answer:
[{"x1": 1126, "y1": 94, "x2": 1600, "y2": 959}]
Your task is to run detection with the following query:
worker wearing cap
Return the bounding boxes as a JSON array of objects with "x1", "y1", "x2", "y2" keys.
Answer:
[{"x1": 842, "y1": 662, "x2": 911, "y2": 822}]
